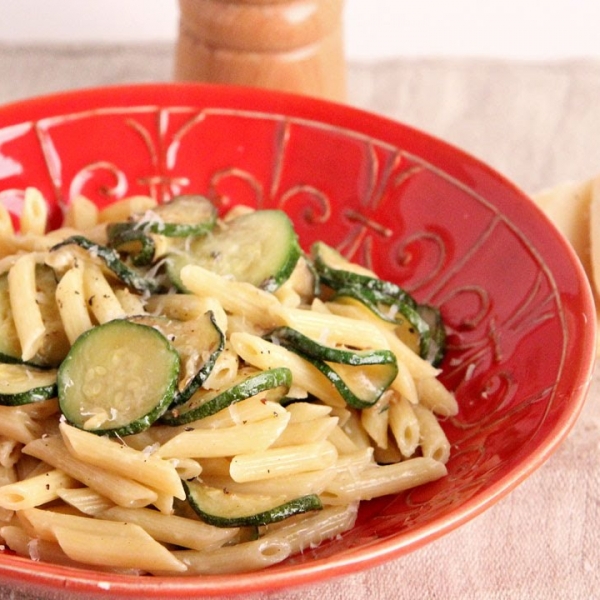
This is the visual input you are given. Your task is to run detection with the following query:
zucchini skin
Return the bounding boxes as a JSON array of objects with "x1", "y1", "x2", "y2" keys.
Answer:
[
  {"x1": 57, "y1": 319, "x2": 180, "y2": 436},
  {"x1": 129, "y1": 311, "x2": 225, "y2": 407},
  {"x1": 0, "y1": 364, "x2": 57, "y2": 406},
  {"x1": 183, "y1": 480, "x2": 323, "y2": 528},
  {"x1": 266, "y1": 327, "x2": 398, "y2": 409},
  {"x1": 165, "y1": 209, "x2": 302, "y2": 293},
  {"x1": 106, "y1": 223, "x2": 156, "y2": 266},
  {"x1": 50, "y1": 236, "x2": 161, "y2": 293},
  {"x1": 311, "y1": 241, "x2": 447, "y2": 366},
  {"x1": 161, "y1": 367, "x2": 292, "y2": 425}
]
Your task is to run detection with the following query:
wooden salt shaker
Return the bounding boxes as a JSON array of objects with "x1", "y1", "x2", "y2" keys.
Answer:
[{"x1": 174, "y1": 0, "x2": 347, "y2": 102}]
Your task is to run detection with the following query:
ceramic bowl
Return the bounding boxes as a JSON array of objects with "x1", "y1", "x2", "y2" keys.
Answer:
[{"x1": 0, "y1": 84, "x2": 594, "y2": 599}]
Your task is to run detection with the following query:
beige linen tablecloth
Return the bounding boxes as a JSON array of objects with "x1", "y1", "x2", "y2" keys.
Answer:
[{"x1": 0, "y1": 44, "x2": 598, "y2": 600}]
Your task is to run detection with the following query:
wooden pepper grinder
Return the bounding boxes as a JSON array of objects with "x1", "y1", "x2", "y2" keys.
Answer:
[{"x1": 174, "y1": 0, "x2": 347, "y2": 102}]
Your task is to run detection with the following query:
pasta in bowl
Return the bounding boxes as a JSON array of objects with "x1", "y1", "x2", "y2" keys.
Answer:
[{"x1": 0, "y1": 84, "x2": 594, "y2": 598}]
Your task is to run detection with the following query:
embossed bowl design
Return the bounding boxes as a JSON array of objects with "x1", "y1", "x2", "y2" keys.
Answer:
[{"x1": 0, "y1": 84, "x2": 595, "y2": 598}]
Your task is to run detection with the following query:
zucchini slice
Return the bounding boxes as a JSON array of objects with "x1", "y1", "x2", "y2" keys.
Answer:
[
  {"x1": 50, "y1": 236, "x2": 160, "y2": 293},
  {"x1": 311, "y1": 241, "x2": 447, "y2": 366},
  {"x1": 267, "y1": 327, "x2": 397, "y2": 409},
  {"x1": 183, "y1": 481, "x2": 322, "y2": 528},
  {"x1": 166, "y1": 209, "x2": 302, "y2": 292},
  {"x1": 129, "y1": 312, "x2": 224, "y2": 406},
  {"x1": 106, "y1": 223, "x2": 157, "y2": 266},
  {"x1": 0, "y1": 363, "x2": 57, "y2": 406},
  {"x1": 106, "y1": 196, "x2": 218, "y2": 266},
  {"x1": 161, "y1": 366, "x2": 292, "y2": 425},
  {"x1": 142, "y1": 194, "x2": 217, "y2": 237},
  {"x1": 57, "y1": 319, "x2": 180, "y2": 436}
]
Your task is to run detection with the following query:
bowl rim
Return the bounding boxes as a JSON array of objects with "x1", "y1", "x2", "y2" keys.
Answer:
[{"x1": 0, "y1": 82, "x2": 595, "y2": 597}]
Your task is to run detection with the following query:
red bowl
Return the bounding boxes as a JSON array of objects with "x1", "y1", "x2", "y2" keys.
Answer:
[{"x1": 0, "y1": 83, "x2": 595, "y2": 599}]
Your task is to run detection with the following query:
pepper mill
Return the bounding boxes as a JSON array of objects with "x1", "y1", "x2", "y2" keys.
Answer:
[{"x1": 174, "y1": 0, "x2": 347, "y2": 102}]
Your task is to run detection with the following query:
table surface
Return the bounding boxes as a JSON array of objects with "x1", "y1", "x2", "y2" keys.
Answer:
[{"x1": 0, "y1": 43, "x2": 598, "y2": 600}]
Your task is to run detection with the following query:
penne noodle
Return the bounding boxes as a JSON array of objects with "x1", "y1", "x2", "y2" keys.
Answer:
[
  {"x1": 416, "y1": 375, "x2": 459, "y2": 417},
  {"x1": 8, "y1": 253, "x2": 45, "y2": 361},
  {"x1": 230, "y1": 332, "x2": 345, "y2": 407},
  {"x1": 389, "y1": 395, "x2": 420, "y2": 458},
  {"x1": 230, "y1": 440, "x2": 338, "y2": 483},
  {"x1": 413, "y1": 404, "x2": 452, "y2": 464},
  {"x1": 57, "y1": 487, "x2": 115, "y2": 517},
  {"x1": 55, "y1": 264, "x2": 94, "y2": 344},
  {"x1": 360, "y1": 391, "x2": 392, "y2": 449},
  {"x1": 167, "y1": 538, "x2": 291, "y2": 575},
  {"x1": 62, "y1": 195, "x2": 99, "y2": 231},
  {"x1": 20, "y1": 187, "x2": 48, "y2": 236},
  {"x1": 156, "y1": 411, "x2": 291, "y2": 459},
  {"x1": 280, "y1": 307, "x2": 389, "y2": 350},
  {"x1": 322, "y1": 457, "x2": 447, "y2": 504},
  {"x1": 0, "y1": 406, "x2": 43, "y2": 445},
  {"x1": 271, "y1": 416, "x2": 338, "y2": 448},
  {"x1": 59, "y1": 423, "x2": 185, "y2": 500},
  {"x1": 101, "y1": 506, "x2": 239, "y2": 552},
  {"x1": 23, "y1": 436, "x2": 158, "y2": 509},
  {"x1": 180, "y1": 264, "x2": 285, "y2": 329},
  {"x1": 261, "y1": 503, "x2": 358, "y2": 556},
  {"x1": 83, "y1": 262, "x2": 126, "y2": 323},
  {"x1": 0, "y1": 469, "x2": 77, "y2": 511}
]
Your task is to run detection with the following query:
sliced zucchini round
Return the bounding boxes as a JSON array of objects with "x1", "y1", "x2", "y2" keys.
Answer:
[
  {"x1": 106, "y1": 223, "x2": 157, "y2": 266},
  {"x1": 161, "y1": 366, "x2": 292, "y2": 425},
  {"x1": 311, "y1": 241, "x2": 448, "y2": 366},
  {"x1": 183, "y1": 480, "x2": 322, "y2": 528},
  {"x1": 166, "y1": 209, "x2": 301, "y2": 293},
  {"x1": 267, "y1": 326, "x2": 398, "y2": 409},
  {"x1": 57, "y1": 319, "x2": 180, "y2": 436},
  {"x1": 144, "y1": 195, "x2": 217, "y2": 237},
  {"x1": 50, "y1": 236, "x2": 160, "y2": 293},
  {"x1": 0, "y1": 364, "x2": 57, "y2": 406},
  {"x1": 129, "y1": 311, "x2": 224, "y2": 406},
  {"x1": 311, "y1": 241, "x2": 417, "y2": 308}
]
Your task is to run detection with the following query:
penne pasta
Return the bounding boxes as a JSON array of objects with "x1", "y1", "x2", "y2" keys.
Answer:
[
  {"x1": 156, "y1": 412, "x2": 291, "y2": 459},
  {"x1": 0, "y1": 190, "x2": 456, "y2": 577},
  {"x1": 59, "y1": 423, "x2": 185, "y2": 500},
  {"x1": 22, "y1": 436, "x2": 159, "y2": 509},
  {"x1": 230, "y1": 440, "x2": 338, "y2": 483},
  {"x1": 389, "y1": 395, "x2": 420, "y2": 458},
  {"x1": 322, "y1": 457, "x2": 447, "y2": 504},
  {"x1": 0, "y1": 469, "x2": 77, "y2": 511}
]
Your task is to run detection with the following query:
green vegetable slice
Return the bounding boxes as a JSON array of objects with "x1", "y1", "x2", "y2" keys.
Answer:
[
  {"x1": 129, "y1": 312, "x2": 224, "y2": 406},
  {"x1": 166, "y1": 209, "x2": 301, "y2": 292},
  {"x1": 142, "y1": 195, "x2": 217, "y2": 237},
  {"x1": 58, "y1": 319, "x2": 180, "y2": 436},
  {"x1": 106, "y1": 223, "x2": 156, "y2": 266},
  {"x1": 267, "y1": 326, "x2": 397, "y2": 409},
  {"x1": 161, "y1": 366, "x2": 292, "y2": 425},
  {"x1": 106, "y1": 196, "x2": 218, "y2": 266},
  {"x1": 0, "y1": 364, "x2": 57, "y2": 405},
  {"x1": 311, "y1": 241, "x2": 416, "y2": 307},
  {"x1": 311, "y1": 241, "x2": 447, "y2": 366},
  {"x1": 50, "y1": 236, "x2": 160, "y2": 293},
  {"x1": 183, "y1": 481, "x2": 322, "y2": 528}
]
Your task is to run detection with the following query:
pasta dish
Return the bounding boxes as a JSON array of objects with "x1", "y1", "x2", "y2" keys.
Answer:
[{"x1": 0, "y1": 189, "x2": 457, "y2": 575}]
